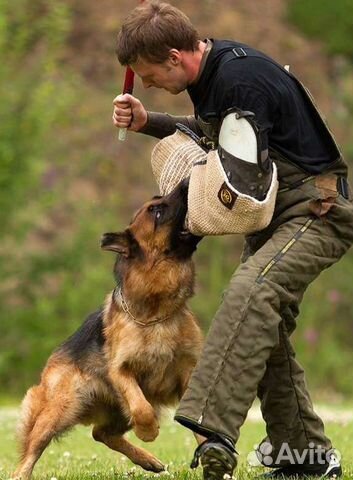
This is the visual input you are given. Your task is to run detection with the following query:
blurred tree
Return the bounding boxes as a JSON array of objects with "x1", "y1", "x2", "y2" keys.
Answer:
[
  {"x1": 0, "y1": 0, "x2": 73, "y2": 231},
  {"x1": 0, "y1": 0, "x2": 79, "y2": 394},
  {"x1": 288, "y1": 0, "x2": 353, "y2": 59}
]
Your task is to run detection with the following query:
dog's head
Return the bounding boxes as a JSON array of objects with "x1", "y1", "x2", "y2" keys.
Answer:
[{"x1": 101, "y1": 180, "x2": 201, "y2": 262}]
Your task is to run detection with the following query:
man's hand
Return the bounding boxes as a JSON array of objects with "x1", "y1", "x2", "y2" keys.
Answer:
[{"x1": 112, "y1": 93, "x2": 148, "y2": 132}]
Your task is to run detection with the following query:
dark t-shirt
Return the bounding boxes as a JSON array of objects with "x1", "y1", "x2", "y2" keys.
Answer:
[{"x1": 187, "y1": 39, "x2": 341, "y2": 174}]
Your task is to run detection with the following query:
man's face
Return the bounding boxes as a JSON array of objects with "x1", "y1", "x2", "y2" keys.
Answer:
[{"x1": 131, "y1": 55, "x2": 189, "y2": 95}]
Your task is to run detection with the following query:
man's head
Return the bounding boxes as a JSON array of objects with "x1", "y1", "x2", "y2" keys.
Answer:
[{"x1": 116, "y1": 1, "x2": 203, "y2": 94}]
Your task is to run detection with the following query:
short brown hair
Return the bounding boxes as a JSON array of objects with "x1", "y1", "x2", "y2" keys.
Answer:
[{"x1": 116, "y1": 1, "x2": 199, "y2": 65}]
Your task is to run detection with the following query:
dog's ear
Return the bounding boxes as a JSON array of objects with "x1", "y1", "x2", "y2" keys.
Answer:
[{"x1": 100, "y1": 230, "x2": 140, "y2": 258}]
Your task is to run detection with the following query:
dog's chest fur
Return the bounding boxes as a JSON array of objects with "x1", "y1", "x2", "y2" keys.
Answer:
[{"x1": 104, "y1": 312, "x2": 190, "y2": 402}]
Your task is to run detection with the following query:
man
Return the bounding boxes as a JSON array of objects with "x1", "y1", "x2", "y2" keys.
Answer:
[{"x1": 113, "y1": 2, "x2": 353, "y2": 479}]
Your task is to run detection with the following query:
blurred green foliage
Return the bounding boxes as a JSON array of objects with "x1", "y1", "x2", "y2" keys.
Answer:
[
  {"x1": 0, "y1": 0, "x2": 75, "y2": 228},
  {"x1": 0, "y1": 0, "x2": 353, "y2": 402},
  {"x1": 0, "y1": 0, "x2": 88, "y2": 391},
  {"x1": 287, "y1": 0, "x2": 353, "y2": 397},
  {"x1": 288, "y1": 0, "x2": 353, "y2": 59}
]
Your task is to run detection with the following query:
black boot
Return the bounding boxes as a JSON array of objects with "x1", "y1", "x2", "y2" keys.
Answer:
[
  {"x1": 191, "y1": 435, "x2": 238, "y2": 480},
  {"x1": 258, "y1": 453, "x2": 342, "y2": 479}
]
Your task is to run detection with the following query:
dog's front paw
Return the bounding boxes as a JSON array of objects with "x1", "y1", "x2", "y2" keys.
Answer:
[{"x1": 138, "y1": 453, "x2": 165, "y2": 472}]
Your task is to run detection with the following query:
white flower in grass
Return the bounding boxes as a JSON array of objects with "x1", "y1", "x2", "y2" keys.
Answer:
[
  {"x1": 50, "y1": 477, "x2": 58, "y2": 480},
  {"x1": 63, "y1": 451, "x2": 71, "y2": 458},
  {"x1": 126, "y1": 466, "x2": 137, "y2": 476},
  {"x1": 91, "y1": 454, "x2": 97, "y2": 460}
]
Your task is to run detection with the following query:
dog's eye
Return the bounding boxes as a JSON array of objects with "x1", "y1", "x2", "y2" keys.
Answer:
[{"x1": 148, "y1": 205, "x2": 163, "y2": 218}]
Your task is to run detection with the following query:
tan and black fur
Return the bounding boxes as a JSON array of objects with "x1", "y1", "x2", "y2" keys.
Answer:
[{"x1": 13, "y1": 182, "x2": 203, "y2": 479}]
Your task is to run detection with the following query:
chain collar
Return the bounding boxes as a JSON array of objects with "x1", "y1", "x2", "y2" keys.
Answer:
[{"x1": 113, "y1": 287, "x2": 170, "y2": 328}]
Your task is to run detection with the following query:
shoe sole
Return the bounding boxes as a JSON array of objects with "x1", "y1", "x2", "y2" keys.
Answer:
[
  {"x1": 201, "y1": 444, "x2": 236, "y2": 480},
  {"x1": 257, "y1": 464, "x2": 342, "y2": 479}
]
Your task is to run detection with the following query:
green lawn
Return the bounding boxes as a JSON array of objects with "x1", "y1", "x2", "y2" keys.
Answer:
[{"x1": 0, "y1": 406, "x2": 352, "y2": 480}]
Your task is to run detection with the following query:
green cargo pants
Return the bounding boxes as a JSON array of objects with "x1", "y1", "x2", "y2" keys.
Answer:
[{"x1": 175, "y1": 154, "x2": 353, "y2": 465}]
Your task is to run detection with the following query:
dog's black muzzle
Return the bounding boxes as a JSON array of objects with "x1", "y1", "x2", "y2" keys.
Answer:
[{"x1": 164, "y1": 179, "x2": 202, "y2": 256}]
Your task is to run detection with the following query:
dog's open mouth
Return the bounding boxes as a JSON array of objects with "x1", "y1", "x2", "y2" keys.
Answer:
[
  {"x1": 177, "y1": 226, "x2": 202, "y2": 248},
  {"x1": 178, "y1": 212, "x2": 196, "y2": 240}
]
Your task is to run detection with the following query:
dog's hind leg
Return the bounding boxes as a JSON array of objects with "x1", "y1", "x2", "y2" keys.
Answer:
[
  {"x1": 92, "y1": 425, "x2": 165, "y2": 473},
  {"x1": 13, "y1": 385, "x2": 47, "y2": 480},
  {"x1": 13, "y1": 385, "x2": 79, "y2": 480}
]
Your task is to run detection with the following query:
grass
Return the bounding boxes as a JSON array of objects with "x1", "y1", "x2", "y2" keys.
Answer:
[{"x1": 0, "y1": 406, "x2": 352, "y2": 480}]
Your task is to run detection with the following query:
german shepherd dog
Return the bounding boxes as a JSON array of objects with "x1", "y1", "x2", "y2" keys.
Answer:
[{"x1": 13, "y1": 182, "x2": 203, "y2": 480}]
